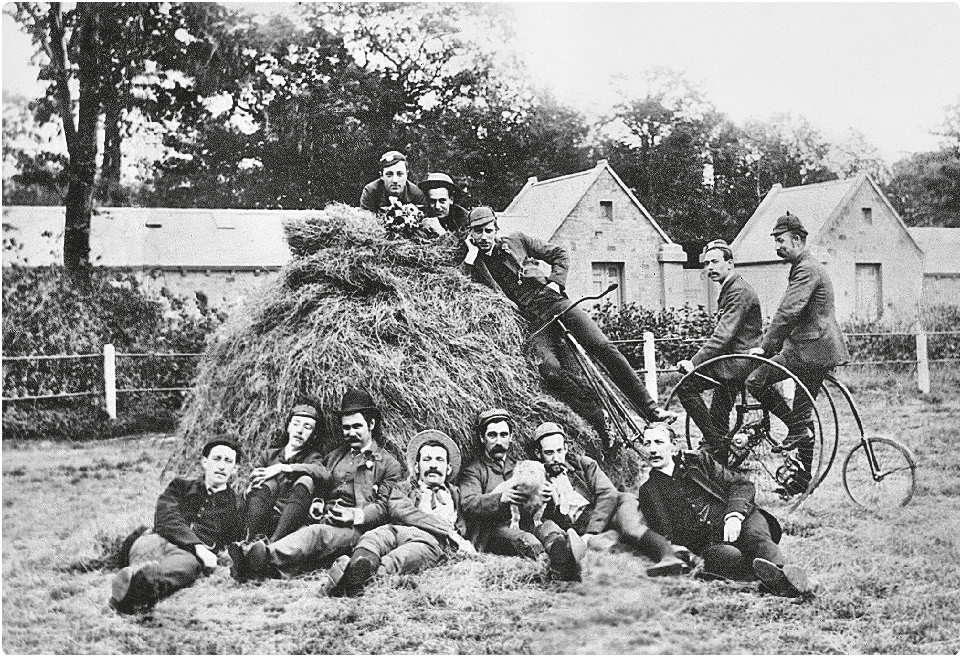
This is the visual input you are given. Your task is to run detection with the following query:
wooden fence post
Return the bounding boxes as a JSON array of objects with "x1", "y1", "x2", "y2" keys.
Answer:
[
  {"x1": 916, "y1": 329, "x2": 930, "y2": 394},
  {"x1": 104, "y1": 343, "x2": 117, "y2": 419},
  {"x1": 643, "y1": 331, "x2": 658, "y2": 401}
]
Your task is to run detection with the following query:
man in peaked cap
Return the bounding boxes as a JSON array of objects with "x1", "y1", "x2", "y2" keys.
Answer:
[
  {"x1": 745, "y1": 212, "x2": 849, "y2": 495},
  {"x1": 228, "y1": 388, "x2": 403, "y2": 581},
  {"x1": 110, "y1": 437, "x2": 244, "y2": 613},
  {"x1": 463, "y1": 207, "x2": 677, "y2": 437},
  {"x1": 459, "y1": 408, "x2": 587, "y2": 582},
  {"x1": 674, "y1": 239, "x2": 763, "y2": 465},
  {"x1": 322, "y1": 429, "x2": 475, "y2": 596},
  {"x1": 418, "y1": 172, "x2": 470, "y2": 236},
  {"x1": 360, "y1": 150, "x2": 426, "y2": 213}
]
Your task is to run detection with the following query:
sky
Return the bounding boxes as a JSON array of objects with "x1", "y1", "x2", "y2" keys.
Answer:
[{"x1": 3, "y1": 2, "x2": 960, "y2": 165}]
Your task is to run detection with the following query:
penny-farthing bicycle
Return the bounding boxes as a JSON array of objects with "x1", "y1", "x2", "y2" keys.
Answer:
[{"x1": 664, "y1": 354, "x2": 917, "y2": 512}]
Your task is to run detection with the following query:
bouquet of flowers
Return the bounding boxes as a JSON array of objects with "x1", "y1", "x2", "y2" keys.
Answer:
[{"x1": 378, "y1": 198, "x2": 425, "y2": 238}]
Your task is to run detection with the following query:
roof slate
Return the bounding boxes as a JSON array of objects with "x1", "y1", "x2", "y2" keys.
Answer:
[{"x1": 909, "y1": 227, "x2": 960, "y2": 274}]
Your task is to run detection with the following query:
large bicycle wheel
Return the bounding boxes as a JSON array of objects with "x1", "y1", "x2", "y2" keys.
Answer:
[
  {"x1": 665, "y1": 354, "x2": 829, "y2": 512},
  {"x1": 842, "y1": 437, "x2": 916, "y2": 509}
]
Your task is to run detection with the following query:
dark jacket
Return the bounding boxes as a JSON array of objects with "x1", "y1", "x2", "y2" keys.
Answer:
[
  {"x1": 467, "y1": 232, "x2": 570, "y2": 322},
  {"x1": 360, "y1": 179, "x2": 426, "y2": 213},
  {"x1": 313, "y1": 443, "x2": 404, "y2": 528},
  {"x1": 458, "y1": 454, "x2": 516, "y2": 551},
  {"x1": 542, "y1": 454, "x2": 621, "y2": 535},
  {"x1": 762, "y1": 251, "x2": 849, "y2": 368},
  {"x1": 440, "y1": 204, "x2": 470, "y2": 234},
  {"x1": 257, "y1": 443, "x2": 326, "y2": 496},
  {"x1": 692, "y1": 273, "x2": 763, "y2": 380},
  {"x1": 637, "y1": 451, "x2": 781, "y2": 554},
  {"x1": 385, "y1": 479, "x2": 468, "y2": 546},
  {"x1": 154, "y1": 477, "x2": 244, "y2": 554}
]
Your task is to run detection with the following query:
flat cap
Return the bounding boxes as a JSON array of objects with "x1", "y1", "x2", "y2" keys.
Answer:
[
  {"x1": 202, "y1": 436, "x2": 243, "y2": 462},
  {"x1": 700, "y1": 238, "x2": 733, "y2": 263},
  {"x1": 290, "y1": 404, "x2": 319, "y2": 421},
  {"x1": 477, "y1": 408, "x2": 512, "y2": 431},
  {"x1": 771, "y1": 211, "x2": 808, "y2": 237},
  {"x1": 532, "y1": 421, "x2": 566, "y2": 444},
  {"x1": 379, "y1": 150, "x2": 407, "y2": 169},
  {"x1": 467, "y1": 206, "x2": 497, "y2": 229}
]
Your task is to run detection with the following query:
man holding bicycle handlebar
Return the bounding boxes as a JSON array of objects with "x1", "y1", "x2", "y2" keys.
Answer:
[{"x1": 463, "y1": 207, "x2": 676, "y2": 429}]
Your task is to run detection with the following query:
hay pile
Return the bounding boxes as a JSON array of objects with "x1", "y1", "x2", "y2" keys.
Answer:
[{"x1": 172, "y1": 204, "x2": 638, "y2": 486}]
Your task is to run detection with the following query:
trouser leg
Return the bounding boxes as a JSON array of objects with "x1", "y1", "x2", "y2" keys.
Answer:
[
  {"x1": 561, "y1": 304, "x2": 657, "y2": 418},
  {"x1": 734, "y1": 510, "x2": 784, "y2": 567},
  {"x1": 676, "y1": 373, "x2": 728, "y2": 453},
  {"x1": 271, "y1": 477, "x2": 314, "y2": 542},
  {"x1": 128, "y1": 533, "x2": 203, "y2": 602},
  {"x1": 268, "y1": 524, "x2": 360, "y2": 575},
  {"x1": 378, "y1": 527, "x2": 444, "y2": 576},
  {"x1": 530, "y1": 327, "x2": 607, "y2": 433},
  {"x1": 246, "y1": 479, "x2": 280, "y2": 540},
  {"x1": 611, "y1": 493, "x2": 678, "y2": 562},
  {"x1": 486, "y1": 525, "x2": 545, "y2": 559}
]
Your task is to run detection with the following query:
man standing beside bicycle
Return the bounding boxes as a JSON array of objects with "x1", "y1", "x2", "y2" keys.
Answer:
[
  {"x1": 675, "y1": 239, "x2": 763, "y2": 465},
  {"x1": 745, "y1": 212, "x2": 849, "y2": 492},
  {"x1": 463, "y1": 206, "x2": 677, "y2": 431}
]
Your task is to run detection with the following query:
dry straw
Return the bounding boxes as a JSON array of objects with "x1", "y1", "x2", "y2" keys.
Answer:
[{"x1": 171, "y1": 204, "x2": 639, "y2": 486}]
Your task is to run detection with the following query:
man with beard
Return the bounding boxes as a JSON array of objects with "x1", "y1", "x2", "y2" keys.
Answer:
[
  {"x1": 228, "y1": 389, "x2": 403, "y2": 581},
  {"x1": 322, "y1": 430, "x2": 475, "y2": 596},
  {"x1": 532, "y1": 421, "x2": 690, "y2": 577},
  {"x1": 745, "y1": 213, "x2": 849, "y2": 494},
  {"x1": 417, "y1": 172, "x2": 470, "y2": 236},
  {"x1": 463, "y1": 207, "x2": 676, "y2": 435},
  {"x1": 110, "y1": 437, "x2": 244, "y2": 613},
  {"x1": 459, "y1": 408, "x2": 587, "y2": 582},
  {"x1": 674, "y1": 240, "x2": 762, "y2": 464},
  {"x1": 360, "y1": 150, "x2": 426, "y2": 213}
]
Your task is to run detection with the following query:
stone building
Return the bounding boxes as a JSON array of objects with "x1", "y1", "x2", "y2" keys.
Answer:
[{"x1": 908, "y1": 227, "x2": 960, "y2": 309}]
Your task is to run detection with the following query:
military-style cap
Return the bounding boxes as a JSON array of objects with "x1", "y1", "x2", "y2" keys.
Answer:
[
  {"x1": 339, "y1": 388, "x2": 378, "y2": 416},
  {"x1": 407, "y1": 429, "x2": 462, "y2": 480},
  {"x1": 379, "y1": 150, "x2": 407, "y2": 170},
  {"x1": 468, "y1": 206, "x2": 497, "y2": 229},
  {"x1": 477, "y1": 408, "x2": 512, "y2": 433},
  {"x1": 202, "y1": 436, "x2": 243, "y2": 462},
  {"x1": 532, "y1": 421, "x2": 566, "y2": 444},
  {"x1": 418, "y1": 172, "x2": 461, "y2": 197},
  {"x1": 700, "y1": 239, "x2": 733, "y2": 263},
  {"x1": 290, "y1": 404, "x2": 319, "y2": 421},
  {"x1": 771, "y1": 211, "x2": 808, "y2": 237}
]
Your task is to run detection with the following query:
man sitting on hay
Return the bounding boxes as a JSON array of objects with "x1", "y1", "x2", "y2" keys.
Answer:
[
  {"x1": 321, "y1": 429, "x2": 475, "y2": 596},
  {"x1": 228, "y1": 389, "x2": 403, "y2": 581}
]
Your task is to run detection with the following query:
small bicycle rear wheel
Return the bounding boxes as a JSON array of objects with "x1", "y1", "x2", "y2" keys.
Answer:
[{"x1": 842, "y1": 437, "x2": 917, "y2": 509}]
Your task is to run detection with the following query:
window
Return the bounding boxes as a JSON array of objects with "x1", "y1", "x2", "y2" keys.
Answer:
[
  {"x1": 592, "y1": 262, "x2": 624, "y2": 308},
  {"x1": 861, "y1": 207, "x2": 873, "y2": 225},
  {"x1": 600, "y1": 200, "x2": 613, "y2": 222},
  {"x1": 855, "y1": 263, "x2": 882, "y2": 321}
]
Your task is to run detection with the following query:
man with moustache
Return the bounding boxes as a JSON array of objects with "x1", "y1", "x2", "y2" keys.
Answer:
[
  {"x1": 228, "y1": 389, "x2": 403, "y2": 581},
  {"x1": 674, "y1": 240, "x2": 763, "y2": 464},
  {"x1": 322, "y1": 430, "x2": 475, "y2": 596},
  {"x1": 417, "y1": 172, "x2": 470, "y2": 236},
  {"x1": 745, "y1": 213, "x2": 849, "y2": 494},
  {"x1": 360, "y1": 150, "x2": 426, "y2": 213},
  {"x1": 110, "y1": 437, "x2": 244, "y2": 613},
  {"x1": 459, "y1": 408, "x2": 587, "y2": 581}
]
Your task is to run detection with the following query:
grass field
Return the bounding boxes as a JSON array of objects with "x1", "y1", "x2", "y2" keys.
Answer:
[{"x1": 3, "y1": 371, "x2": 960, "y2": 654}]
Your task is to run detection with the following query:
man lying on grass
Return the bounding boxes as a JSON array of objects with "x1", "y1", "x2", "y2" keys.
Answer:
[
  {"x1": 531, "y1": 421, "x2": 690, "y2": 577},
  {"x1": 243, "y1": 403, "x2": 325, "y2": 543},
  {"x1": 638, "y1": 423, "x2": 818, "y2": 598},
  {"x1": 322, "y1": 429, "x2": 475, "y2": 596},
  {"x1": 459, "y1": 408, "x2": 586, "y2": 581},
  {"x1": 109, "y1": 437, "x2": 244, "y2": 614},
  {"x1": 228, "y1": 389, "x2": 403, "y2": 581}
]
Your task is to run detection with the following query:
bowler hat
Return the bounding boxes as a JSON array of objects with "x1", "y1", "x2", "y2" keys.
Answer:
[
  {"x1": 467, "y1": 206, "x2": 497, "y2": 229},
  {"x1": 406, "y1": 429, "x2": 462, "y2": 481},
  {"x1": 202, "y1": 436, "x2": 243, "y2": 463},
  {"x1": 532, "y1": 421, "x2": 566, "y2": 444},
  {"x1": 771, "y1": 212, "x2": 808, "y2": 237},
  {"x1": 379, "y1": 150, "x2": 407, "y2": 170},
  {"x1": 477, "y1": 408, "x2": 512, "y2": 434},
  {"x1": 699, "y1": 239, "x2": 733, "y2": 263},
  {"x1": 418, "y1": 172, "x2": 461, "y2": 198},
  {"x1": 289, "y1": 404, "x2": 319, "y2": 421},
  {"x1": 339, "y1": 388, "x2": 378, "y2": 416}
]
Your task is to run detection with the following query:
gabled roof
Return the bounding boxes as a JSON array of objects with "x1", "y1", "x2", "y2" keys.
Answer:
[
  {"x1": 497, "y1": 160, "x2": 671, "y2": 243},
  {"x1": 2, "y1": 206, "x2": 298, "y2": 269},
  {"x1": 909, "y1": 227, "x2": 960, "y2": 274},
  {"x1": 731, "y1": 174, "x2": 922, "y2": 263}
]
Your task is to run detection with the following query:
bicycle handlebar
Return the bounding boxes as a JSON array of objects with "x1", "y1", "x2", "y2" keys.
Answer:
[{"x1": 527, "y1": 284, "x2": 619, "y2": 342}]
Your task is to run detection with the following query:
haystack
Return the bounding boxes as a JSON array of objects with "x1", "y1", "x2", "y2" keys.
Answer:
[{"x1": 172, "y1": 204, "x2": 639, "y2": 487}]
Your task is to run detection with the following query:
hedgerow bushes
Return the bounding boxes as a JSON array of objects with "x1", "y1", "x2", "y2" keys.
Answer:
[{"x1": 2, "y1": 266, "x2": 224, "y2": 441}]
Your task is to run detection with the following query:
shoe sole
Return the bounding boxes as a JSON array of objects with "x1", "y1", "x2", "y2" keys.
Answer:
[
  {"x1": 646, "y1": 560, "x2": 690, "y2": 577},
  {"x1": 753, "y1": 558, "x2": 800, "y2": 596},
  {"x1": 783, "y1": 565, "x2": 814, "y2": 597},
  {"x1": 110, "y1": 567, "x2": 134, "y2": 613}
]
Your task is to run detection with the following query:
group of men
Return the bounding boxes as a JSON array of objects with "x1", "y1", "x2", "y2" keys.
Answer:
[{"x1": 107, "y1": 149, "x2": 839, "y2": 613}]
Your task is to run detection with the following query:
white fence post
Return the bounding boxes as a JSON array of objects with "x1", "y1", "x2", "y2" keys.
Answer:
[
  {"x1": 916, "y1": 329, "x2": 930, "y2": 394},
  {"x1": 104, "y1": 343, "x2": 117, "y2": 419},
  {"x1": 642, "y1": 331, "x2": 658, "y2": 401}
]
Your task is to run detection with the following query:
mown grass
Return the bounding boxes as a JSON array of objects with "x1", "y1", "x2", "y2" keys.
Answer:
[{"x1": 3, "y1": 377, "x2": 960, "y2": 654}]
